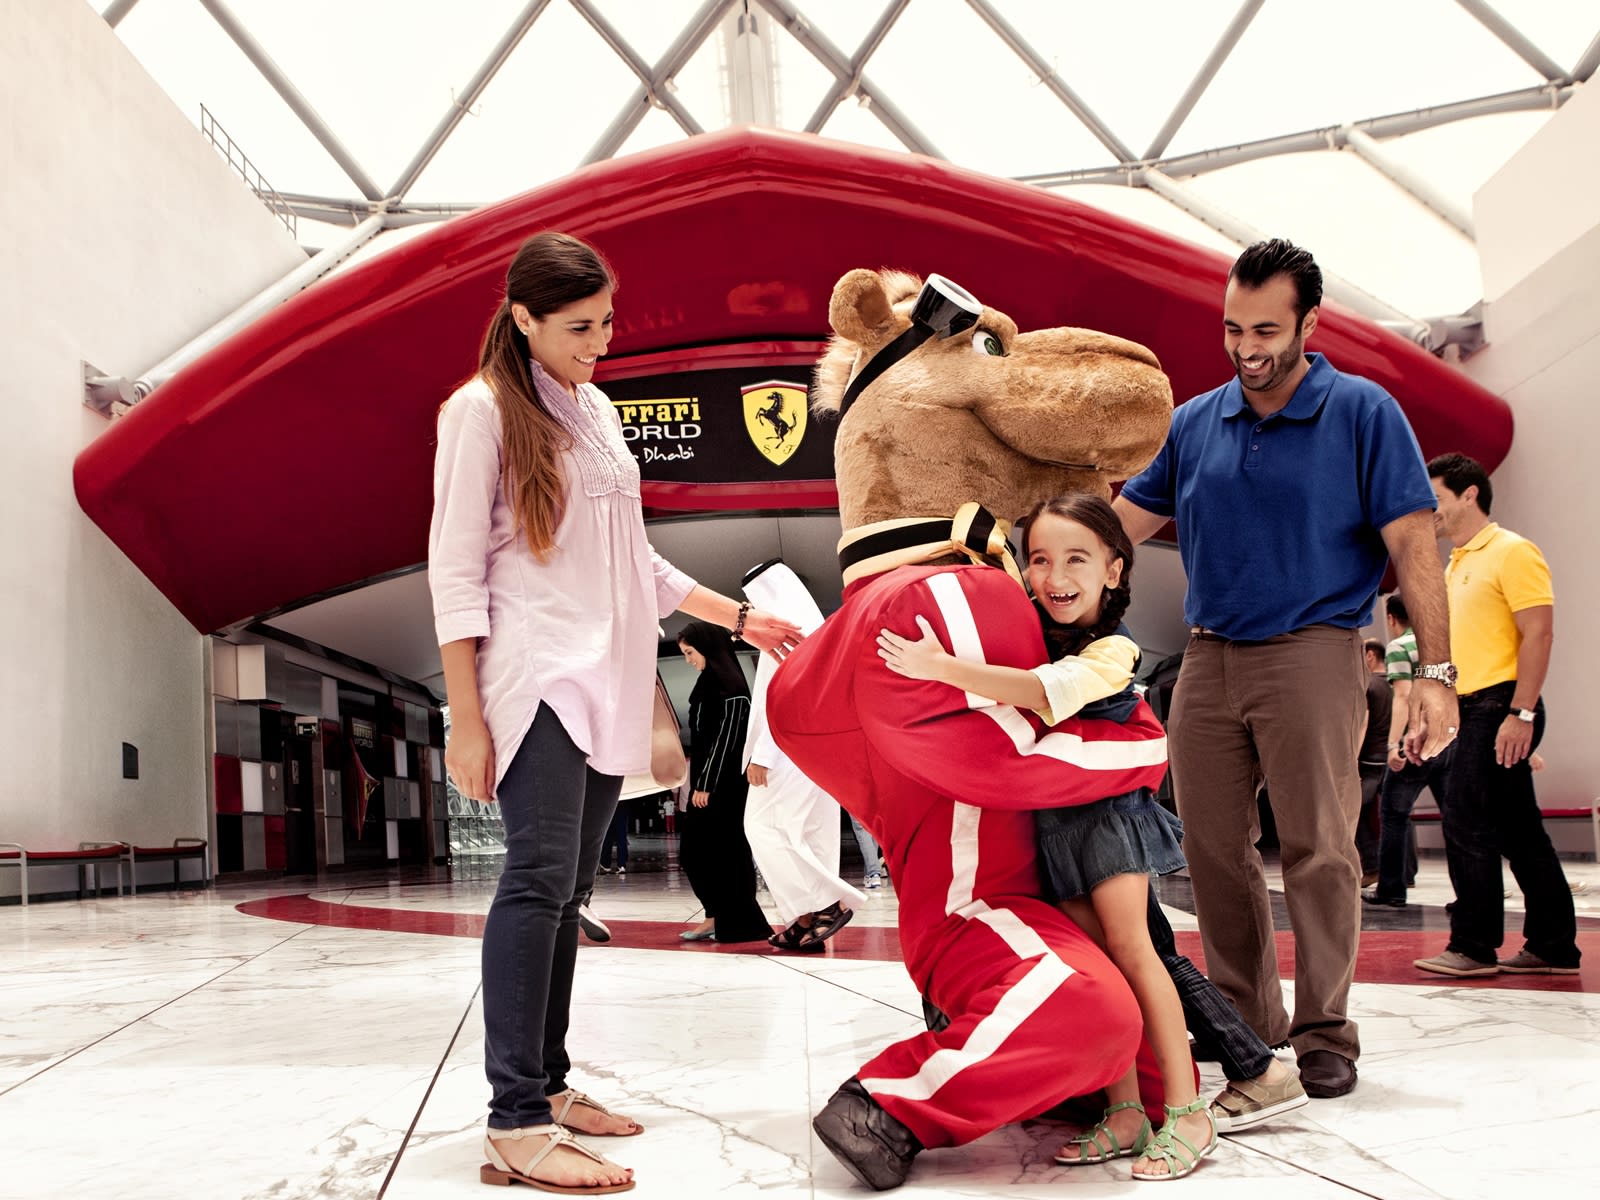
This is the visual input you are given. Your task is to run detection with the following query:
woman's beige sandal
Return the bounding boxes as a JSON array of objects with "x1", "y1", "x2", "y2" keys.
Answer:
[
  {"x1": 482, "y1": 1125, "x2": 635, "y2": 1194},
  {"x1": 1054, "y1": 1099, "x2": 1153, "y2": 1165},
  {"x1": 549, "y1": 1089, "x2": 644, "y2": 1136}
]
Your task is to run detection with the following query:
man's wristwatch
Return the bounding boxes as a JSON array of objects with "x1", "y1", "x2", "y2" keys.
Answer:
[
  {"x1": 1415, "y1": 661, "x2": 1457, "y2": 689},
  {"x1": 1512, "y1": 707, "x2": 1536, "y2": 724}
]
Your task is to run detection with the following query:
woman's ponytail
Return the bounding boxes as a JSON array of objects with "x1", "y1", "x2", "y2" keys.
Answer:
[{"x1": 480, "y1": 299, "x2": 570, "y2": 562}]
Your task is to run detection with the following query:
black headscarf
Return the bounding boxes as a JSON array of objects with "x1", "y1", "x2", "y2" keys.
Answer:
[{"x1": 677, "y1": 619, "x2": 750, "y2": 700}]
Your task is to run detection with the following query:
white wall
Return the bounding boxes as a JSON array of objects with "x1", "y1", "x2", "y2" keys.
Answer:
[
  {"x1": 0, "y1": 0, "x2": 306, "y2": 895},
  {"x1": 1474, "y1": 83, "x2": 1600, "y2": 306},
  {"x1": 1461, "y1": 80, "x2": 1600, "y2": 830}
]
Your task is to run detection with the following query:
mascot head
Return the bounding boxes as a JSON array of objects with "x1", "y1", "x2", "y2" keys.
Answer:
[{"x1": 813, "y1": 269, "x2": 1173, "y2": 532}]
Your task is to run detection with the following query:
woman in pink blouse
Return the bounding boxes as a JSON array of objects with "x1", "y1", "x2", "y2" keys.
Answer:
[{"x1": 430, "y1": 232, "x2": 801, "y2": 1194}]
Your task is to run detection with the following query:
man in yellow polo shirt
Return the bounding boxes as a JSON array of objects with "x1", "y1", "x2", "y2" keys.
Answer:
[{"x1": 1414, "y1": 454, "x2": 1579, "y2": 977}]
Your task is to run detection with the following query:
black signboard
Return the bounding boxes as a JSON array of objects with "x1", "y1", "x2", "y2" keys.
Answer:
[{"x1": 600, "y1": 367, "x2": 838, "y2": 485}]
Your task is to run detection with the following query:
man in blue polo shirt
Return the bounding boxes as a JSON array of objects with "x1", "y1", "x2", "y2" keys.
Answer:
[{"x1": 1113, "y1": 240, "x2": 1458, "y2": 1101}]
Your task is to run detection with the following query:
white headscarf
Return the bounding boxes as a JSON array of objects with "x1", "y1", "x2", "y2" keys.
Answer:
[{"x1": 740, "y1": 559, "x2": 826, "y2": 768}]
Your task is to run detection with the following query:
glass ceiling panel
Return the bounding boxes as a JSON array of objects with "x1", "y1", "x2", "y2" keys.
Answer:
[
  {"x1": 781, "y1": 0, "x2": 893, "y2": 59},
  {"x1": 671, "y1": 16, "x2": 746, "y2": 131},
  {"x1": 817, "y1": 92, "x2": 919, "y2": 156},
  {"x1": 296, "y1": 214, "x2": 365, "y2": 251},
  {"x1": 613, "y1": 101, "x2": 695, "y2": 160},
  {"x1": 225, "y1": 0, "x2": 529, "y2": 198},
  {"x1": 1186, "y1": 151, "x2": 1483, "y2": 318},
  {"x1": 112, "y1": 0, "x2": 359, "y2": 200},
  {"x1": 989, "y1": 0, "x2": 1241, "y2": 162},
  {"x1": 866, "y1": 0, "x2": 1124, "y2": 172},
  {"x1": 404, "y1": 0, "x2": 642, "y2": 203},
  {"x1": 1165, "y1": 0, "x2": 1545, "y2": 161},
  {"x1": 1053, "y1": 183, "x2": 1247, "y2": 260},
  {"x1": 763, "y1": 11, "x2": 845, "y2": 128},
  {"x1": 583, "y1": 0, "x2": 703, "y2": 65},
  {"x1": 1485, "y1": 0, "x2": 1600, "y2": 72}
]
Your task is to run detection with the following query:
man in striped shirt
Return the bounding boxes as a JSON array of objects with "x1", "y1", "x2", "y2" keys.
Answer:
[{"x1": 1363, "y1": 594, "x2": 1440, "y2": 906}]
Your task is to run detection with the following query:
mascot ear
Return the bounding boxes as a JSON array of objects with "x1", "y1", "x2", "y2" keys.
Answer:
[{"x1": 829, "y1": 269, "x2": 900, "y2": 347}]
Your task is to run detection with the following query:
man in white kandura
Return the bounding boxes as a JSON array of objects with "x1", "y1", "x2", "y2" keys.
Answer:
[{"x1": 742, "y1": 559, "x2": 865, "y2": 951}]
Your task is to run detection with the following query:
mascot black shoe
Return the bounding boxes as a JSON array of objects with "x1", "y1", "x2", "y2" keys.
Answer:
[{"x1": 813, "y1": 1077, "x2": 924, "y2": 1191}]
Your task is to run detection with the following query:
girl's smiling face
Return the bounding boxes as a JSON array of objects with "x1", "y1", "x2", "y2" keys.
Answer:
[{"x1": 1024, "y1": 512, "x2": 1124, "y2": 628}]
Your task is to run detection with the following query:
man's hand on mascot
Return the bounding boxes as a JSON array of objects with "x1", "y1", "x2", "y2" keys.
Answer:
[
  {"x1": 740, "y1": 609, "x2": 805, "y2": 660},
  {"x1": 877, "y1": 615, "x2": 952, "y2": 683},
  {"x1": 746, "y1": 763, "x2": 769, "y2": 788}
]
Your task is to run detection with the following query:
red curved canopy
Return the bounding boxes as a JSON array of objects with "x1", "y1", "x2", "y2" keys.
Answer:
[{"x1": 74, "y1": 125, "x2": 1511, "y2": 633}]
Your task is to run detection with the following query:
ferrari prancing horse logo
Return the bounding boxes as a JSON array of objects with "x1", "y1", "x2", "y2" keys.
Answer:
[{"x1": 741, "y1": 380, "x2": 808, "y2": 466}]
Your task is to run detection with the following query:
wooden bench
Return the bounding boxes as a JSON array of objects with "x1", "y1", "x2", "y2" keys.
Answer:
[
  {"x1": 0, "y1": 842, "x2": 126, "y2": 906},
  {"x1": 124, "y1": 838, "x2": 210, "y2": 894},
  {"x1": 1409, "y1": 800, "x2": 1599, "y2": 859}
]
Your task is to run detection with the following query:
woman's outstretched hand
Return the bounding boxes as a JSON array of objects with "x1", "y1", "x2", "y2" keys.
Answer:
[
  {"x1": 739, "y1": 609, "x2": 805, "y2": 660},
  {"x1": 877, "y1": 615, "x2": 951, "y2": 682}
]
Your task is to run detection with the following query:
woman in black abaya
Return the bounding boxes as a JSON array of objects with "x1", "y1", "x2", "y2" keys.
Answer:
[{"x1": 675, "y1": 620, "x2": 772, "y2": 944}]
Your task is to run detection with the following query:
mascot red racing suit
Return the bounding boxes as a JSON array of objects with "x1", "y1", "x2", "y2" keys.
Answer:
[{"x1": 768, "y1": 562, "x2": 1171, "y2": 1149}]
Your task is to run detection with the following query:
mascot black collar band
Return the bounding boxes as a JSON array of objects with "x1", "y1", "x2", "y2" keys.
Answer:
[
  {"x1": 837, "y1": 503, "x2": 1024, "y2": 589},
  {"x1": 836, "y1": 274, "x2": 983, "y2": 419}
]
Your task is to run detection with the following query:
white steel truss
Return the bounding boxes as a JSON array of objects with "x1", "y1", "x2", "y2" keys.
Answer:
[{"x1": 96, "y1": 0, "x2": 1599, "y2": 355}]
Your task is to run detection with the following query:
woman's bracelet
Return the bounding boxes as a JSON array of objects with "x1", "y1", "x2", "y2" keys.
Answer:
[{"x1": 731, "y1": 600, "x2": 752, "y2": 641}]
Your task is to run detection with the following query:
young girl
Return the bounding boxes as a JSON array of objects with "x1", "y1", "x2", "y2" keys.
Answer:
[
  {"x1": 430, "y1": 231, "x2": 801, "y2": 1194},
  {"x1": 876, "y1": 494, "x2": 1217, "y2": 1181}
]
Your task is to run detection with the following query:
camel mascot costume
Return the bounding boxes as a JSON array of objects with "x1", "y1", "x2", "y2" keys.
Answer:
[{"x1": 766, "y1": 269, "x2": 1174, "y2": 1190}]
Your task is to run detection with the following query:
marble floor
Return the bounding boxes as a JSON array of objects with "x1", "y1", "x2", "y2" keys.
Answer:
[{"x1": 3, "y1": 845, "x2": 1597, "y2": 1200}]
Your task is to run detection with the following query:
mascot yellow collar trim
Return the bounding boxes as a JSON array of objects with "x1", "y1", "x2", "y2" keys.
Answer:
[{"x1": 837, "y1": 502, "x2": 1024, "y2": 589}]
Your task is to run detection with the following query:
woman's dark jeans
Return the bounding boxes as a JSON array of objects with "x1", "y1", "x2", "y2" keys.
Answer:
[
  {"x1": 483, "y1": 703, "x2": 622, "y2": 1129},
  {"x1": 1441, "y1": 684, "x2": 1578, "y2": 968}
]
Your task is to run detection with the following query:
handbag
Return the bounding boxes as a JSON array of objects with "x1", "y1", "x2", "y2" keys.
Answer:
[{"x1": 649, "y1": 675, "x2": 688, "y2": 790}]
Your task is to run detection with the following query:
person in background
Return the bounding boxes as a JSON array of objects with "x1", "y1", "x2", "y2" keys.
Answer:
[
  {"x1": 849, "y1": 813, "x2": 886, "y2": 890},
  {"x1": 1355, "y1": 638, "x2": 1393, "y2": 887},
  {"x1": 1363, "y1": 594, "x2": 1437, "y2": 907},
  {"x1": 740, "y1": 559, "x2": 866, "y2": 951},
  {"x1": 675, "y1": 620, "x2": 774, "y2": 945},
  {"x1": 1414, "y1": 454, "x2": 1579, "y2": 977},
  {"x1": 1363, "y1": 640, "x2": 1386, "y2": 669},
  {"x1": 429, "y1": 231, "x2": 800, "y2": 1192},
  {"x1": 598, "y1": 798, "x2": 629, "y2": 875}
]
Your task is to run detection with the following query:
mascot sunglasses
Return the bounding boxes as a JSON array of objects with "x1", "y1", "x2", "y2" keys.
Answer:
[{"x1": 837, "y1": 274, "x2": 983, "y2": 417}]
